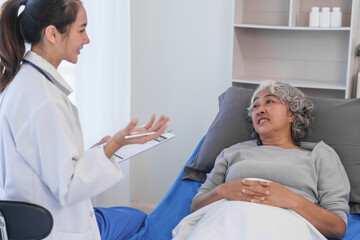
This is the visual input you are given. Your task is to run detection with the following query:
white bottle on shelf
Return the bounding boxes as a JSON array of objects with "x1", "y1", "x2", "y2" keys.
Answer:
[
  {"x1": 331, "y1": 7, "x2": 342, "y2": 27},
  {"x1": 309, "y1": 7, "x2": 320, "y2": 27},
  {"x1": 320, "y1": 7, "x2": 331, "y2": 27}
]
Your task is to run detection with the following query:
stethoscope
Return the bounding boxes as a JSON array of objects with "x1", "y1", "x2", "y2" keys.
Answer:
[
  {"x1": 1, "y1": 59, "x2": 53, "y2": 107},
  {"x1": 22, "y1": 59, "x2": 53, "y2": 84}
]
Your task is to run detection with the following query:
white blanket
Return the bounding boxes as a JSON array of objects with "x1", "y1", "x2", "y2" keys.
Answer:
[{"x1": 172, "y1": 199, "x2": 327, "y2": 240}]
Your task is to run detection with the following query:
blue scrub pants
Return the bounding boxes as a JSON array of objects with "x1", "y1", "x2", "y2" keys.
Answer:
[{"x1": 94, "y1": 206, "x2": 147, "y2": 240}]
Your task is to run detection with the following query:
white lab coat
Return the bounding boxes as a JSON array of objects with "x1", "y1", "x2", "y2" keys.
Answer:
[{"x1": 0, "y1": 51, "x2": 124, "y2": 239}]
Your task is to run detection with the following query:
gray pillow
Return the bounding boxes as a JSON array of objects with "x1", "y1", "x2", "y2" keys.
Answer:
[
  {"x1": 183, "y1": 87, "x2": 360, "y2": 214},
  {"x1": 183, "y1": 87, "x2": 254, "y2": 182},
  {"x1": 304, "y1": 96, "x2": 360, "y2": 214}
]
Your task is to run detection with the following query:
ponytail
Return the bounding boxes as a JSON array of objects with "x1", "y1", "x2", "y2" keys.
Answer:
[
  {"x1": 0, "y1": 0, "x2": 25, "y2": 92},
  {"x1": 0, "y1": 0, "x2": 82, "y2": 92}
]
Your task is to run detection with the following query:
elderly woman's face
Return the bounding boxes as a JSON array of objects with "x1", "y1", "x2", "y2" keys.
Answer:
[{"x1": 251, "y1": 89, "x2": 295, "y2": 138}]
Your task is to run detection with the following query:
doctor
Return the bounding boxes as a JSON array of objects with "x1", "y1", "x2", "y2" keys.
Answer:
[{"x1": 0, "y1": 0, "x2": 169, "y2": 239}]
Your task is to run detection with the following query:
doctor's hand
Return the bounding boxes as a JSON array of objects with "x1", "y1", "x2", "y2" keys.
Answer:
[
  {"x1": 90, "y1": 136, "x2": 111, "y2": 149},
  {"x1": 103, "y1": 114, "x2": 170, "y2": 159}
]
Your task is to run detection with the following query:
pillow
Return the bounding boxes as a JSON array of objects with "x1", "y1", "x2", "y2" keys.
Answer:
[
  {"x1": 183, "y1": 87, "x2": 360, "y2": 214},
  {"x1": 303, "y1": 96, "x2": 360, "y2": 214},
  {"x1": 183, "y1": 87, "x2": 254, "y2": 182}
]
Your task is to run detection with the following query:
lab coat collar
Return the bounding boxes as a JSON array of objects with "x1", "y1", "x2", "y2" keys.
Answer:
[{"x1": 23, "y1": 51, "x2": 73, "y2": 96}]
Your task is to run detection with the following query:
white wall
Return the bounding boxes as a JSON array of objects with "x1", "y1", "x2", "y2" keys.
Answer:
[
  {"x1": 130, "y1": 0, "x2": 233, "y2": 207},
  {"x1": 76, "y1": 0, "x2": 131, "y2": 207}
]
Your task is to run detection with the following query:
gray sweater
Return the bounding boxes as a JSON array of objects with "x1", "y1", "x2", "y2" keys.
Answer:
[{"x1": 195, "y1": 140, "x2": 350, "y2": 223}]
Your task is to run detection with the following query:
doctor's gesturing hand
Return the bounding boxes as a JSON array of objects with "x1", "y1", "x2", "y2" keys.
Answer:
[{"x1": 103, "y1": 114, "x2": 170, "y2": 158}]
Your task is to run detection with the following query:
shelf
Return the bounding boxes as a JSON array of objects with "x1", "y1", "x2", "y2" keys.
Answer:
[
  {"x1": 291, "y1": 0, "x2": 352, "y2": 28},
  {"x1": 232, "y1": 79, "x2": 346, "y2": 99},
  {"x1": 232, "y1": 28, "x2": 349, "y2": 87},
  {"x1": 231, "y1": 0, "x2": 359, "y2": 98},
  {"x1": 232, "y1": 78, "x2": 346, "y2": 90},
  {"x1": 234, "y1": 0, "x2": 352, "y2": 27},
  {"x1": 234, "y1": 24, "x2": 351, "y2": 31},
  {"x1": 234, "y1": 0, "x2": 290, "y2": 26}
]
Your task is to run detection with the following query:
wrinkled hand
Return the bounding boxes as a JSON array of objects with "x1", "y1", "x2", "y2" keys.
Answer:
[
  {"x1": 219, "y1": 179, "x2": 270, "y2": 202},
  {"x1": 247, "y1": 182, "x2": 299, "y2": 210}
]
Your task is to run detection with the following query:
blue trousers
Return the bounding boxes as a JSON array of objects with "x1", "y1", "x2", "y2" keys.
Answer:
[{"x1": 94, "y1": 206, "x2": 147, "y2": 240}]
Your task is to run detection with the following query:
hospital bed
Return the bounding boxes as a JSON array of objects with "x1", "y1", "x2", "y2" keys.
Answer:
[{"x1": 128, "y1": 87, "x2": 360, "y2": 240}]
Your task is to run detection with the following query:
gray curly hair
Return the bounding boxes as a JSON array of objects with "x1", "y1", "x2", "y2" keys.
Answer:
[{"x1": 247, "y1": 80, "x2": 314, "y2": 146}]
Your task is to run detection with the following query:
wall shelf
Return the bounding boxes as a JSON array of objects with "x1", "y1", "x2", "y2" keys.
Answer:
[
  {"x1": 231, "y1": 0, "x2": 360, "y2": 98},
  {"x1": 234, "y1": 24, "x2": 351, "y2": 31}
]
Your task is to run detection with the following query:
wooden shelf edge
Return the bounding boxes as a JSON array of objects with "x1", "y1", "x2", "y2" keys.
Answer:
[
  {"x1": 232, "y1": 79, "x2": 347, "y2": 91},
  {"x1": 233, "y1": 24, "x2": 351, "y2": 31}
]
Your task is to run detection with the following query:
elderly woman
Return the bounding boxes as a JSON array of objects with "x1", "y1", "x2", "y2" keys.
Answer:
[{"x1": 175, "y1": 81, "x2": 350, "y2": 240}]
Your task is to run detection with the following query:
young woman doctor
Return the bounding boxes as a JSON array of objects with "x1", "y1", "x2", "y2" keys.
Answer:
[{"x1": 0, "y1": 0, "x2": 169, "y2": 239}]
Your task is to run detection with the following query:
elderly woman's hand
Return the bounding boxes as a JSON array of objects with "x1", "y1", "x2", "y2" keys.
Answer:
[
  {"x1": 191, "y1": 179, "x2": 273, "y2": 213},
  {"x1": 246, "y1": 181, "x2": 347, "y2": 239},
  {"x1": 247, "y1": 182, "x2": 300, "y2": 210},
  {"x1": 218, "y1": 179, "x2": 270, "y2": 202}
]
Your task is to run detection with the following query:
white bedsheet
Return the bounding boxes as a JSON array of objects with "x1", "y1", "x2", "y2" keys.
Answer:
[{"x1": 172, "y1": 199, "x2": 327, "y2": 240}]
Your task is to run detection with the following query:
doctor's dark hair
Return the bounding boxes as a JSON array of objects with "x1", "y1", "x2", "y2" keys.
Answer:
[
  {"x1": 0, "y1": 0, "x2": 82, "y2": 92},
  {"x1": 247, "y1": 80, "x2": 314, "y2": 146}
]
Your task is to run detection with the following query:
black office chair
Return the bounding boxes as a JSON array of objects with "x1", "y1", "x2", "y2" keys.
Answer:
[{"x1": 0, "y1": 201, "x2": 53, "y2": 240}]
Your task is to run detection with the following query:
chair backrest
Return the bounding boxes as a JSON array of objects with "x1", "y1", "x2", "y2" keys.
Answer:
[{"x1": 0, "y1": 201, "x2": 53, "y2": 240}]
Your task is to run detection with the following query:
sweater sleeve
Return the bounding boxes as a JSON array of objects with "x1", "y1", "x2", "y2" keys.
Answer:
[
  {"x1": 193, "y1": 149, "x2": 229, "y2": 199},
  {"x1": 314, "y1": 142, "x2": 350, "y2": 224}
]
